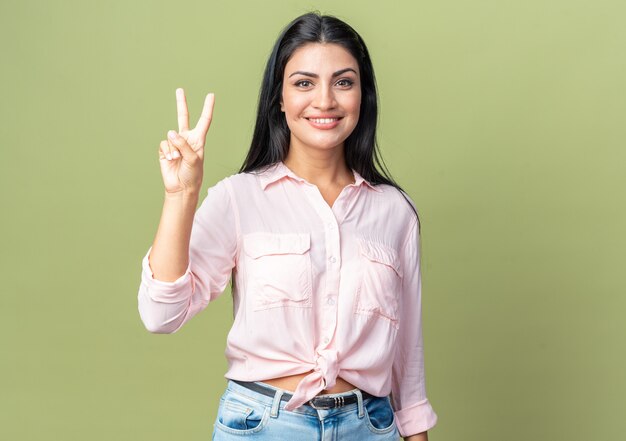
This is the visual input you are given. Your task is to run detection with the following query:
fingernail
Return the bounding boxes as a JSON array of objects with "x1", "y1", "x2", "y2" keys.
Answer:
[
  {"x1": 166, "y1": 153, "x2": 172, "y2": 160},
  {"x1": 168, "y1": 130, "x2": 177, "y2": 139},
  {"x1": 171, "y1": 151, "x2": 180, "y2": 159}
]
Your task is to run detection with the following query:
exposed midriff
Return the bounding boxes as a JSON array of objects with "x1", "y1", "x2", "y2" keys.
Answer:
[{"x1": 261, "y1": 370, "x2": 357, "y2": 394}]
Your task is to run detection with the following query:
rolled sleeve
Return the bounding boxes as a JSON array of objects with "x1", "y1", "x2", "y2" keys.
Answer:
[
  {"x1": 394, "y1": 398, "x2": 438, "y2": 437},
  {"x1": 137, "y1": 177, "x2": 239, "y2": 334},
  {"x1": 391, "y1": 214, "x2": 438, "y2": 436},
  {"x1": 141, "y1": 246, "x2": 194, "y2": 302}
]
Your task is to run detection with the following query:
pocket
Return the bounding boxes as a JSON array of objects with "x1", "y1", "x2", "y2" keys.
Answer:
[
  {"x1": 363, "y1": 395, "x2": 397, "y2": 434},
  {"x1": 214, "y1": 390, "x2": 270, "y2": 435},
  {"x1": 355, "y1": 238, "x2": 403, "y2": 325},
  {"x1": 243, "y1": 232, "x2": 313, "y2": 311}
]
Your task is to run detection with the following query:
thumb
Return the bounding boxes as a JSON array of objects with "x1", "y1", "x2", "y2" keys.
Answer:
[{"x1": 167, "y1": 130, "x2": 197, "y2": 159}]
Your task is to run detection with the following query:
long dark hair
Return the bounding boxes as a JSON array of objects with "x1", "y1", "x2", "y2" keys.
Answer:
[{"x1": 238, "y1": 11, "x2": 420, "y2": 227}]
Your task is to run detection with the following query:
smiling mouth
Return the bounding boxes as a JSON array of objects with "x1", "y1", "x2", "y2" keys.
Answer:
[{"x1": 305, "y1": 117, "x2": 342, "y2": 124}]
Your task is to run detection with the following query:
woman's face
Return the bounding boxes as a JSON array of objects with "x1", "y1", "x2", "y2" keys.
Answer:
[{"x1": 280, "y1": 42, "x2": 361, "y2": 154}]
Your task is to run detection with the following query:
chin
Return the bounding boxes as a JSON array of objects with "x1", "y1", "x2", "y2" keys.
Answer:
[{"x1": 309, "y1": 139, "x2": 348, "y2": 150}]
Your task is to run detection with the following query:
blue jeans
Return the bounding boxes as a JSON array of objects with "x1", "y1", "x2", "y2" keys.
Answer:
[{"x1": 212, "y1": 379, "x2": 400, "y2": 440}]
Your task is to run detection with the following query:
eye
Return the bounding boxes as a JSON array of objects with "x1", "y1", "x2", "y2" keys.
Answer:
[
  {"x1": 295, "y1": 80, "x2": 313, "y2": 88},
  {"x1": 336, "y1": 79, "x2": 354, "y2": 87}
]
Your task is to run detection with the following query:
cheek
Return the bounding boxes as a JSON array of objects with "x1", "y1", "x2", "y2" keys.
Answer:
[
  {"x1": 282, "y1": 92, "x2": 307, "y2": 117},
  {"x1": 353, "y1": 100, "x2": 361, "y2": 120},
  {"x1": 345, "y1": 92, "x2": 362, "y2": 123},
  {"x1": 344, "y1": 90, "x2": 361, "y2": 112},
  {"x1": 354, "y1": 92, "x2": 362, "y2": 113}
]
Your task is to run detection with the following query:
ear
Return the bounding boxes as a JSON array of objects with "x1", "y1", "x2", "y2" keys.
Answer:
[{"x1": 280, "y1": 99, "x2": 284, "y2": 112}]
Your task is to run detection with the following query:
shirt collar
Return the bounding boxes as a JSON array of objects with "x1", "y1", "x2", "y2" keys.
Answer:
[{"x1": 258, "y1": 161, "x2": 383, "y2": 193}]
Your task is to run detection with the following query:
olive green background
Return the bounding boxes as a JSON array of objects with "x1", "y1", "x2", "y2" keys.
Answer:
[{"x1": 1, "y1": 0, "x2": 624, "y2": 440}]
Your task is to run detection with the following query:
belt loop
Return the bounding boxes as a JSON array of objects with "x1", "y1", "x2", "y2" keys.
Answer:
[
  {"x1": 270, "y1": 388, "x2": 284, "y2": 418},
  {"x1": 353, "y1": 389, "x2": 364, "y2": 419}
]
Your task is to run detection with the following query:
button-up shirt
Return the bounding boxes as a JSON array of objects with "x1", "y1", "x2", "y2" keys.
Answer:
[{"x1": 137, "y1": 160, "x2": 438, "y2": 436}]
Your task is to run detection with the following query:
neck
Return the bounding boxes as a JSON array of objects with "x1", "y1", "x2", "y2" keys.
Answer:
[{"x1": 283, "y1": 149, "x2": 354, "y2": 188}]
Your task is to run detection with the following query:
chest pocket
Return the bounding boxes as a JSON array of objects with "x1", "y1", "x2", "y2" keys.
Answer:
[
  {"x1": 355, "y1": 238, "x2": 403, "y2": 327},
  {"x1": 243, "y1": 232, "x2": 313, "y2": 311}
]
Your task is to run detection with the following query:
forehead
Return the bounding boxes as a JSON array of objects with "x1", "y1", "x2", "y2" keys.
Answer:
[{"x1": 285, "y1": 43, "x2": 359, "y2": 74}]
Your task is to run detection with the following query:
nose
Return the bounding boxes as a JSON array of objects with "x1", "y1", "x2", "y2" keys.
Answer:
[{"x1": 312, "y1": 84, "x2": 337, "y2": 110}]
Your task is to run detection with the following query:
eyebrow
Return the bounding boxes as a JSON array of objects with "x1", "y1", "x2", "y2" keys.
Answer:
[{"x1": 288, "y1": 67, "x2": 358, "y2": 78}]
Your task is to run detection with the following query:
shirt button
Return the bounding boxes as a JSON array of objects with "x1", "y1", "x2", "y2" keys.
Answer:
[
  {"x1": 323, "y1": 337, "x2": 330, "y2": 344},
  {"x1": 329, "y1": 256, "x2": 336, "y2": 263},
  {"x1": 327, "y1": 297, "x2": 335, "y2": 305}
]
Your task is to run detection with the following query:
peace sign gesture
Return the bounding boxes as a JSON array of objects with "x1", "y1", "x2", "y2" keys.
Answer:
[{"x1": 158, "y1": 88, "x2": 215, "y2": 195}]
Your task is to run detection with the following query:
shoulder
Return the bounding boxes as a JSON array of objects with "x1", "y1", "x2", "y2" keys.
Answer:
[
  {"x1": 204, "y1": 169, "x2": 258, "y2": 194},
  {"x1": 370, "y1": 183, "x2": 420, "y2": 226},
  {"x1": 219, "y1": 168, "x2": 265, "y2": 190}
]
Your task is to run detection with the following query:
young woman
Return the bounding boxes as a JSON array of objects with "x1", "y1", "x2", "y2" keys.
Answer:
[{"x1": 138, "y1": 12, "x2": 438, "y2": 441}]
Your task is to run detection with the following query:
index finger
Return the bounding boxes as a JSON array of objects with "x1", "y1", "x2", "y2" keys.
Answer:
[
  {"x1": 176, "y1": 88, "x2": 189, "y2": 132},
  {"x1": 194, "y1": 92, "x2": 215, "y2": 138}
]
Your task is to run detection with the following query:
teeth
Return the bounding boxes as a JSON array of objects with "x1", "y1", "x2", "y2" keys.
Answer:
[{"x1": 309, "y1": 118, "x2": 338, "y2": 124}]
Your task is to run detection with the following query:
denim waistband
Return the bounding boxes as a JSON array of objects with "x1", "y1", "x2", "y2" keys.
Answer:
[{"x1": 223, "y1": 379, "x2": 371, "y2": 418}]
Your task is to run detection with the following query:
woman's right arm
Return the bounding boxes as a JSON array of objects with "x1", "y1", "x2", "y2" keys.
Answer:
[
  {"x1": 138, "y1": 179, "x2": 239, "y2": 334},
  {"x1": 149, "y1": 87, "x2": 214, "y2": 282},
  {"x1": 149, "y1": 188, "x2": 201, "y2": 284},
  {"x1": 137, "y1": 89, "x2": 238, "y2": 333}
]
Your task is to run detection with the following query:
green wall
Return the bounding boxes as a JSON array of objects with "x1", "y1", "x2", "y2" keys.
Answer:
[{"x1": 1, "y1": 1, "x2": 624, "y2": 439}]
